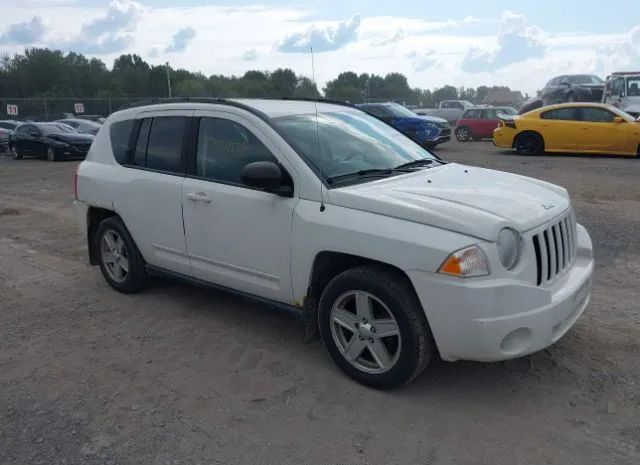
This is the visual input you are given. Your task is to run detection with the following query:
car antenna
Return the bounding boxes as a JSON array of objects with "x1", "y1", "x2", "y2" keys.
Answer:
[{"x1": 311, "y1": 46, "x2": 326, "y2": 212}]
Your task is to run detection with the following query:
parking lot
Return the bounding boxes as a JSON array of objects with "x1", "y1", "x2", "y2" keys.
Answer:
[{"x1": 1, "y1": 141, "x2": 639, "y2": 464}]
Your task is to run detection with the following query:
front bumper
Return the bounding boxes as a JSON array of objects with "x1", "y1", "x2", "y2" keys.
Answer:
[
  {"x1": 407, "y1": 224, "x2": 594, "y2": 362},
  {"x1": 54, "y1": 144, "x2": 89, "y2": 160}
]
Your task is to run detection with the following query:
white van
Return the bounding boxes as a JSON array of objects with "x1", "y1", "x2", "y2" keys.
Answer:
[{"x1": 602, "y1": 72, "x2": 640, "y2": 118}]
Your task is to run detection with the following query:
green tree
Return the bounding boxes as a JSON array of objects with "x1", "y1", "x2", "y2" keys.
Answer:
[{"x1": 269, "y1": 68, "x2": 297, "y2": 98}]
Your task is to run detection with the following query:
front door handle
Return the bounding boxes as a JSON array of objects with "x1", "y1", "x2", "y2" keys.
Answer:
[{"x1": 186, "y1": 192, "x2": 211, "y2": 203}]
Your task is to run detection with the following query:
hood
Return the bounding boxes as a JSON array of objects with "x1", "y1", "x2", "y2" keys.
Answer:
[
  {"x1": 48, "y1": 133, "x2": 95, "y2": 144},
  {"x1": 326, "y1": 163, "x2": 570, "y2": 241},
  {"x1": 417, "y1": 115, "x2": 448, "y2": 124}
]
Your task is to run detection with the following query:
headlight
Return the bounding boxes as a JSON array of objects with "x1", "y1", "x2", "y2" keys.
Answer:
[
  {"x1": 438, "y1": 245, "x2": 490, "y2": 277},
  {"x1": 422, "y1": 122, "x2": 437, "y2": 128},
  {"x1": 496, "y1": 227, "x2": 521, "y2": 270}
]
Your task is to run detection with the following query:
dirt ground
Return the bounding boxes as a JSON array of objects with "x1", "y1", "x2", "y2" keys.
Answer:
[{"x1": 1, "y1": 141, "x2": 639, "y2": 465}]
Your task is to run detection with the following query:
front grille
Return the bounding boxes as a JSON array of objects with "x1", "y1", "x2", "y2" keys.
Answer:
[
  {"x1": 532, "y1": 211, "x2": 577, "y2": 286},
  {"x1": 440, "y1": 128, "x2": 452, "y2": 137}
]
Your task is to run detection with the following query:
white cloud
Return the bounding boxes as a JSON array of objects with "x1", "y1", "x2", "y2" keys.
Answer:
[
  {"x1": 60, "y1": 0, "x2": 142, "y2": 54},
  {"x1": 165, "y1": 26, "x2": 196, "y2": 53},
  {"x1": 371, "y1": 29, "x2": 404, "y2": 47},
  {"x1": 0, "y1": 16, "x2": 47, "y2": 44},
  {"x1": 462, "y1": 10, "x2": 546, "y2": 73},
  {"x1": 242, "y1": 48, "x2": 258, "y2": 61},
  {"x1": 411, "y1": 50, "x2": 439, "y2": 72},
  {"x1": 278, "y1": 15, "x2": 362, "y2": 53}
]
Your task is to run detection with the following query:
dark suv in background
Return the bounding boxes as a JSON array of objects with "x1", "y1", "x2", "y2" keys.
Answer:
[{"x1": 540, "y1": 74, "x2": 605, "y2": 105}]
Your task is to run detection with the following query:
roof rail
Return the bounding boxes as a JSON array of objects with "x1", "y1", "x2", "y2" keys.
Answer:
[{"x1": 119, "y1": 96, "x2": 356, "y2": 110}]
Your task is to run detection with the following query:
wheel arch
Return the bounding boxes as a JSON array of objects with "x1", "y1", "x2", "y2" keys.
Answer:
[
  {"x1": 86, "y1": 207, "x2": 118, "y2": 265},
  {"x1": 302, "y1": 251, "x2": 424, "y2": 343},
  {"x1": 512, "y1": 130, "x2": 545, "y2": 150}
]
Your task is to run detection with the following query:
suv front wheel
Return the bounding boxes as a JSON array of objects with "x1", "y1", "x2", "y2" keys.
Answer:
[
  {"x1": 95, "y1": 216, "x2": 148, "y2": 293},
  {"x1": 318, "y1": 266, "x2": 433, "y2": 389}
]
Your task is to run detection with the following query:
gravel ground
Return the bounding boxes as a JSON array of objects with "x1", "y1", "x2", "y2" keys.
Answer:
[{"x1": 0, "y1": 141, "x2": 639, "y2": 465}]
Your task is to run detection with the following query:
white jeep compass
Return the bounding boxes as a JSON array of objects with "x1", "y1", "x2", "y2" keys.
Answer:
[{"x1": 73, "y1": 98, "x2": 594, "y2": 388}]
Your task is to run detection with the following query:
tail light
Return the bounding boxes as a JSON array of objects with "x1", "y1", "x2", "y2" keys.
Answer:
[{"x1": 74, "y1": 164, "x2": 80, "y2": 200}]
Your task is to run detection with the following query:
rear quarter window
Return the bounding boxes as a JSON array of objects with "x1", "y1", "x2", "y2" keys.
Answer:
[{"x1": 109, "y1": 119, "x2": 135, "y2": 164}]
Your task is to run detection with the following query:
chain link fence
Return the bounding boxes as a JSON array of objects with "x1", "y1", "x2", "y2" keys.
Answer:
[{"x1": 0, "y1": 97, "x2": 145, "y2": 121}]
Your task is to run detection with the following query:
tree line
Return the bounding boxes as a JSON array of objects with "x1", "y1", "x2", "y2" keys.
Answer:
[{"x1": 1, "y1": 48, "x2": 514, "y2": 108}]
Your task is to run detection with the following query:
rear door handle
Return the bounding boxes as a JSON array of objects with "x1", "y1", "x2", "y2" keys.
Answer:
[{"x1": 186, "y1": 192, "x2": 211, "y2": 203}]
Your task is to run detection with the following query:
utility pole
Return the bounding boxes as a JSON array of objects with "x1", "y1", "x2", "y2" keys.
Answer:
[{"x1": 166, "y1": 62, "x2": 172, "y2": 98}]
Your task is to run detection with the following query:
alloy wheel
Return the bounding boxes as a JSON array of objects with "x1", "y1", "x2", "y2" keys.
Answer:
[
  {"x1": 329, "y1": 290, "x2": 402, "y2": 374},
  {"x1": 100, "y1": 229, "x2": 130, "y2": 283},
  {"x1": 456, "y1": 128, "x2": 470, "y2": 142}
]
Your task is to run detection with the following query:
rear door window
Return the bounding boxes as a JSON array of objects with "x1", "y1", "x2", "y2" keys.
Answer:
[
  {"x1": 482, "y1": 109, "x2": 498, "y2": 119},
  {"x1": 145, "y1": 117, "x2": 188, "y2": 173},
  {"x1": 463, "y1": 109, "x2": 481, "y2": 119},
  {"x1": 133, "y1": 118, "x2": 151, "y2": 167}
]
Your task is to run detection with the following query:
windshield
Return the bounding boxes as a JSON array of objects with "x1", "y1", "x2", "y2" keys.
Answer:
[
  {"x1": 384, "y1": 103, "x2": 417, "y2": 118},
  {"x1": 273, "y1": 110, "x2": 437, "y2": 181},
  {"x1": 39, "y1": 123, "x2": 78, "y2": 135},
  {"x1": 570, "y1": 75, "x2": 603, "y2": 84}
]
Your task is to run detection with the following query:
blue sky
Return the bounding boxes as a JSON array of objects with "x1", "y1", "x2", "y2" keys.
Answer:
[{"x1": 2, "y1": 0, "x2": 639, "y2": 94}]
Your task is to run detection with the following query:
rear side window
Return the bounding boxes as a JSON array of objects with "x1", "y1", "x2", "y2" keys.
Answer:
[
  {"x1": 109, "y1": 119, "x2": 135, "y2": 164},
  {"x1": 463, "y1": 109, "x2": 481, "y2": 119},
  {"x1": 541, "y1": 108, "x2": 578, "y2": 121},
  {"x1": 362, "y1": 106, "x2": 390, "y2": 118},
  {"x1": 482, "y1": 109, "x2": 498, "y2": 119},
  {"x1": 145, "y1": 117, "x2": 188, "y2": 173}
]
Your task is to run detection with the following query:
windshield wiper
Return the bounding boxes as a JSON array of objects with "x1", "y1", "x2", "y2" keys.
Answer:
[
  {"x1": 326, "y1": 168, "x2": 413, "y2": 184},
  {"x1": 394, "y1": 158, "x2": 437, "y2": 170}
]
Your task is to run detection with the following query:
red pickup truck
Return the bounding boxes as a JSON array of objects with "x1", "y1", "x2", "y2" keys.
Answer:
[{"x1": 455, "y1": 107, "x2": 517, "y2": 141}]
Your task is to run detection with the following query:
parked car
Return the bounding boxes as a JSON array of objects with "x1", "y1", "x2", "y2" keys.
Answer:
[
  {"x1": 414, "y1": 100, "x2": 475, "y2": 125},
  {"x1": 55, "y1": 118, "x2": 102, "y2": 135},
  {"x1": 358, "y1": 102, "x2": 451, "y2": 148},
  {"x1": 73, "y1": 98, "x2": 594, "y2": 389},
  {"x1": 540, "y1": 75, "x2": 605, "y2": 105},
  {"x1": 602, "y1": 72, "x2": 640, "y2": 118},
  {"x1": 9, "y1": 122, "x2": 94, "y2": 161},
  {"x1": 518, "y1": 98, "x2": 544, "y2": 115},
  {"x1": 493, "y1": 103, "x2": 640, "y2": 156},
  {"x1": 0, "y1": 120, "x2": 22, "y2": 152},
  {"x1": 455, "y1": 107, "x2": 518, "y2": 141},
  {"x1": 76, "y1": 114, "x2": 106, "y2": 124}
]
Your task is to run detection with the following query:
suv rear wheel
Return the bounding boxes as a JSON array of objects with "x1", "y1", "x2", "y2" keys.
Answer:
[
  {"x1": 318, "y1": 266, "x2": 433, "y2": 389},
  {"x1": 95, "y1": 216, "x2": 148, "y2": 293}
]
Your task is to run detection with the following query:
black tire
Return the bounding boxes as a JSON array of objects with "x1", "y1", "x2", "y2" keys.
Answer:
[
  {"x1": 46, "y1": 145, "x2": 59, "y2": 162},
  {"x1": 94, "y1": 216, "x2": 148, "y2": 293},
  {"x1": 10, "y1": 145, "x2": 22, "y2": 160},
  {"x1": 455, "y1": 126, "x2": 471, "y2": 142},
  {"x1": 514, "y1": 132, "x2": 544, "y2": 155},
  {"x1": 318, "y1": 266, "x2": 433, "y2": 389}
]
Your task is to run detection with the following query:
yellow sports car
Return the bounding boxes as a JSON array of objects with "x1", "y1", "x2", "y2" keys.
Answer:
[{"x1": 493, "y1": 103, "x2": 640, "y2": 156}]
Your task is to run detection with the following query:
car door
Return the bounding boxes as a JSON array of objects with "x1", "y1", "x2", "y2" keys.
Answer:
[
  {"x1": 111, "y1": 112, "x2": 192, "y2": 275},
  {"x1": 23, "y1": 124, "x2": 42, "y2": 155},
  {"x1": 577, "y1": 106, "x2": 627, "y2": 153},
  {"x1": 538, "y1": 107, "x2": 581, "y2": 151},
  {"x1": 480, "y1": 109, "x2": 499, "y2": 137},
  {"x1": 181, "y1": 110, "x2": 297, "y2": 303},
  {"x1": 13, "y1": 125, "x2": 30, "y2": 154}
]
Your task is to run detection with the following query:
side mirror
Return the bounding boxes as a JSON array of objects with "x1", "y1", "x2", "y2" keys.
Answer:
[
  {"x1": 241, "y1": 161, "x2": 292, "y2": 196},
  {"x1": 613, "y1": 116, "x2": 625, "y2": 124}
]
